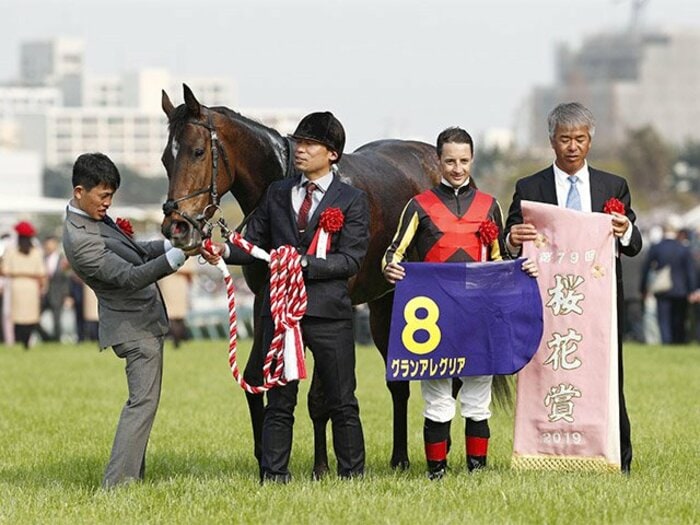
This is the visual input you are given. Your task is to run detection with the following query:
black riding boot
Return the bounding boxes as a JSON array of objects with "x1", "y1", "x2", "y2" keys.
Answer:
[
  {"x1": 424, "y1": 418, "x2": 450, "y2": 480},
  {"x1": 465, "y1": 417, "x2": 490, "y2": 472}
]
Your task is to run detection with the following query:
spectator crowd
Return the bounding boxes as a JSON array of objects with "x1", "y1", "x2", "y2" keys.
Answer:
[{"x1": 2, "y1": 217, "x2": 700, "y2": 349}]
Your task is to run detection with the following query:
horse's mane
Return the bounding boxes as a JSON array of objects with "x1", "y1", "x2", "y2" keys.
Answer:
[
  {"x1": 168, "y1": 104, "x2": 284, "y2": 145},
  {"x1": 168, "y1": 103, "x2": 291, "y2": 180}
]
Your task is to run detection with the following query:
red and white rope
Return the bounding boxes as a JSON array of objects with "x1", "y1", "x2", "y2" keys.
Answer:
[{"x1": 206, "y1": 233, "x2": 308, "y2": 394}]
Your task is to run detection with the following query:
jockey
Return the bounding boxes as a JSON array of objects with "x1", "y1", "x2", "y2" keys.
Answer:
[{"x1": 383, "y1": 127, "x2": 505, "y2": 479}]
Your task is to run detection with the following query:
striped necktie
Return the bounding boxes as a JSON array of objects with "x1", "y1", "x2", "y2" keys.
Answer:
[{"x1": 297, "y1": 182, "x2": 317, "y2": 232}]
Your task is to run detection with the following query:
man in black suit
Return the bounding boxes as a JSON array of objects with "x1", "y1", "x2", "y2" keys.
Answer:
[
  {"x1": 505, "y1": 102, "x2": 642, "y2": 473},
  {"x1": 211, "y1": 112, "x2": 369, "y2": 482}
]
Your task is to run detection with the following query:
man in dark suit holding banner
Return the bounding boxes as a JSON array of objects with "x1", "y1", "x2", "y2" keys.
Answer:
[
  {"x1": 505, "y1": 102, "x2": 642, "y2": 473},
  {"x1": 383, "y1": 127, "x2": 539, "y2": 479}
]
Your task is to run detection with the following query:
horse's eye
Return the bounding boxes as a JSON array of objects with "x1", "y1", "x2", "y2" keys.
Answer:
[{"x1": 194, "y1": 147, "x2": 205, "y2": 158}]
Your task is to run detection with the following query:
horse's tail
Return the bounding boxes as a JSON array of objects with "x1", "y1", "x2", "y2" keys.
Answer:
[{"x1": 492, "y1": 375, "x2": 514, "y2": 410}]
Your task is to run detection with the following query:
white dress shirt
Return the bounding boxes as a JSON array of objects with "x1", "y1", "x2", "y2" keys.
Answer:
[
  {"x1": 291, "y1": 171, "x2": 334, "y2": 222},
  {"x1": 506, "y1": 161, "x2": 631, "y2": 255},
  {"x1": 553, "y1": 161, "x2": 592, "y2": 212}
]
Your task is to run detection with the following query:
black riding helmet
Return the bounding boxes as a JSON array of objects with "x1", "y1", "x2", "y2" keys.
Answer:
[{"x1": 290, "y1": 111, "x2": 346, "y2": 162}]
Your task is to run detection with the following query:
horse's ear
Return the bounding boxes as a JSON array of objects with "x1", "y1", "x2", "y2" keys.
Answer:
[
  {"x1": 183, "y1": 84, "x2": 201, "y2": 118},
  {"x1": 162, "y1": 90, "x2": 175, "y2": 119}
]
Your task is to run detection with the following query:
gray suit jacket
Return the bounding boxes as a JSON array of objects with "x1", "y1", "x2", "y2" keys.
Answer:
[{"x1": 63, "y1": 208, "x2": 175, "y2": 348}]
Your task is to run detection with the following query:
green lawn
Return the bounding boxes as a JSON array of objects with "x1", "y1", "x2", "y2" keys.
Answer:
[{"x1": 1, "y1": 340, "x2": 698, "y2": 524}]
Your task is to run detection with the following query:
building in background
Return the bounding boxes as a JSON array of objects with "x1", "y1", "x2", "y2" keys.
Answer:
[
  {"x1": 86, "y1": 69, "x2": 236, "y2": 110},
  {"x1": 14, "y1": 108, "x2": 169, "y2": 176},
  {"x1": 0, "y1": 86, "x2": 62, "y2": 117},
  {"x1": 83, "y1": 75, "x2": 123, "y2": 108},
  {"x1": 524, "y1": 28, "x2": 700, "y2": 149},
  {"x1": 0, "y1": 148, "x2": 58, "y2": 233},
  {"x1": 0, "y1": 86, "x2": 61, "y2": 148},
  {"x1": 1, "y1": 36, "x2": 305, "y2": 178},
  {"x1": 0, "y1": 148, "x2": 43, "y2": 199},
  {"x1": 20, "y1": 37, "x2": 84, "y2": 107},
  {"x1": 12, "y1": 105, "x2": 304, "y2": 177}
]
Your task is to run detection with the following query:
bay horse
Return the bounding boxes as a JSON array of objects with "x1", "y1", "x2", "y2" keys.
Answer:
[{"x1": 160, "y1": 84, "x2": 440, "y2": 475}]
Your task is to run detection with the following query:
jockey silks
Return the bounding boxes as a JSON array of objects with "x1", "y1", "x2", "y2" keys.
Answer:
[{"x1": 383, "y1": 183, "x2": 505, "y2": 266}]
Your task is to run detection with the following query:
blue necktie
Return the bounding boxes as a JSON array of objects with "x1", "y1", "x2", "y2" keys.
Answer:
[{"x1": 566, "y1": 175, "x2": 581, "y2": 211}]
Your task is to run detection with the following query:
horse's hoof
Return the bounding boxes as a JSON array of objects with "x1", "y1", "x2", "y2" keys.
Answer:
[
  {"x1": 311, "y1": 464, "x2": 330, "y2": 481},
  {"x1": 390, "y1": 458, "x2": 410, "y2": 471}
]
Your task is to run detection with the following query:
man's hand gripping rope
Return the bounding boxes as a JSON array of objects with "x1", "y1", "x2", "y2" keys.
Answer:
[{"x1": 202, "y1": 220, "x2": 308, "y2": 394}]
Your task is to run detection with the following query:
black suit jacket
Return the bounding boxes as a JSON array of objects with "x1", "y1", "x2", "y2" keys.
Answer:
[
  {"x1": 225, "y1": 174, "x2": 370, "y2": 319},
  {"x1": 505, "y1": 165, "x2": 643, "y2": 264},
  {"x1": 641, "y1": 238, "x2": 696, "y2": 298}
]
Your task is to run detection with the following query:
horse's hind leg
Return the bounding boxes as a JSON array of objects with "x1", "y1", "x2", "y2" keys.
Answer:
[
  {"x1": 308, "y1": 366, "x2": 331, "y2": 480},
  {"x1": 369, "y1": 292, "x2": 411, "y2": 470},
  {"x1": 387, "y1": 381, "x2": 410, "y2": 470}
]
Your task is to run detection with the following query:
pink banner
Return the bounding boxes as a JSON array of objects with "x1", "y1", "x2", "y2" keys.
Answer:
[{"x1": 512, "y1": 201, "x2": 620, "y2": 472}]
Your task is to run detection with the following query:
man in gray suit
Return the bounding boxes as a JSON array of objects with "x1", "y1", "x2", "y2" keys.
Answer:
[{"x1": 63, "y1": 152, "x2": 189, "y2": 488}]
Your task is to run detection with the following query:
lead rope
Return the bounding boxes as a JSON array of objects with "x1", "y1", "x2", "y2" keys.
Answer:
[{"x1": 204, "y1": 233, "x2": 308, "y2": 394}]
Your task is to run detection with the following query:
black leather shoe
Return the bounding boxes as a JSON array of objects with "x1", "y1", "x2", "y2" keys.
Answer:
[
  {"x1": 338, "y1": 470, "x2": 364, "y2": 480},
  {"x1": 467, "y1": 455, "x2": 487, "y2": 472},
  {"x1": 427, "y1": 459, "x2": 447, "y2": 480},
  {"x1": 427, "y1": 466, "x2": 446, "y2": 481},
  {"x1": 261, "y1": 472, "x2": 291, "y2": 484}
]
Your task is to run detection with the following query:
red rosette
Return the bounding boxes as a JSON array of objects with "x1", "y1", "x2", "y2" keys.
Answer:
[
  {"x1": 307, "y1": 208, "x2": 345, "y2": 258},
  {"x1": 116, "y1": 217, "x2": 134, "y2": 238},
  {"x1": 319, "y1": 207, "x2": 344, "y2": 233},
  {"x1": 478, "y1": 219, "x2": 499, "y2": 246},
  {"x1": 603, "y1": 198, "x2": 625, "y2": 215}
]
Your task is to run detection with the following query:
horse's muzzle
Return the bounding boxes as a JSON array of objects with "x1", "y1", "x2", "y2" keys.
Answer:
[{"x1": 162, "y1": 218, "x2": 202, "y2": 251}]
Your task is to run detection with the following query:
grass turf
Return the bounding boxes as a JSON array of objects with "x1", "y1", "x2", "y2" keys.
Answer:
[{"x1": 1, "y1": 340, "x2": 698, "y2": 524}]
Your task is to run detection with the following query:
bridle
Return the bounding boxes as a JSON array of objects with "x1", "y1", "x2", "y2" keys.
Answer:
[
  {"x1": 162, "y1": 108, "x2": 297, "y2": 241},
  {"x1": 162, "y1": 109, "x2": 233, "y2": 238}
]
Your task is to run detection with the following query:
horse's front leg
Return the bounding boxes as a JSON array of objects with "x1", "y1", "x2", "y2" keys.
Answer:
[
  {"x1": 369, "y1": 292, "x2": 411, "y2": 470},
  {"x1": 308, "y1": 366, "x2": 331, "y2": 480}
]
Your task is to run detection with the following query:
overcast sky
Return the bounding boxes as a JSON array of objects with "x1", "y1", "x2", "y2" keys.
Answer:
[{"x1": 1, "y1": 0, "x2": 698, "y2": 149}]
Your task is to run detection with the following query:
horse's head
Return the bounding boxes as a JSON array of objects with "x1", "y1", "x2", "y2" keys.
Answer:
[{"x1": 160, "y1": 84, "x2": 232, "y2": 250}]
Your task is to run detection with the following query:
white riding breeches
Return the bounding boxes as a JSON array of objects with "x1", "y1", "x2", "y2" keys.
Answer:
[{"x1": 421, "y1": 375, "x2": 492, "y2": 423}]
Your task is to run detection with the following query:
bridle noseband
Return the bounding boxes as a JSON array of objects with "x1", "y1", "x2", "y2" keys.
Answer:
[{"x1": 162, "y1": 109, "x2": 232, "y2": 238}]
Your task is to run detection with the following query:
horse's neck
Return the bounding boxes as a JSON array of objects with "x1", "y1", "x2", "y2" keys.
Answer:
[{"x1": 225, "y1": 117, "x2": 291, "y2": 216}]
